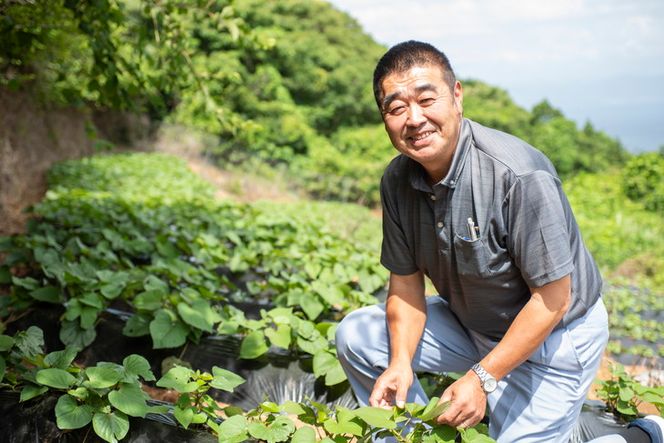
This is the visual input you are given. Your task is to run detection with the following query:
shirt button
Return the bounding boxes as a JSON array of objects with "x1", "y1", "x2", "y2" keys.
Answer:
[
  {"x1": 450, "y1": 180, "x2": 455, "y2": 185},
  {"x1": 430, "y1": 194, "x2": 436, "y2": 201},
  {"x1": 437, "y1": 221, "x2": 444, "y2": 228}
]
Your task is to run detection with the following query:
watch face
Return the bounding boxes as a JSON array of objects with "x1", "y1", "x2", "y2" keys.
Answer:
[{"x1": 484, "y1": 378, "x2": 497, "y2": 393}]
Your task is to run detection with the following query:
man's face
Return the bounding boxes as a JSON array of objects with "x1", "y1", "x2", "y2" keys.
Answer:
[{"x1": 380, "y1": 65, "x2": 463, "y2": 177}]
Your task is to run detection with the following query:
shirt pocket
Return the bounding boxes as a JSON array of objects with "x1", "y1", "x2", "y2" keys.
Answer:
[{"x1": 453, "y1": 234, "x2": 494, "y2": 278}]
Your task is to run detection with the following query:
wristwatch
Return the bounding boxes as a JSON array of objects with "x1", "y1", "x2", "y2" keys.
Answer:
[{"x1": 471, "y1": 363, "x2": 497, "y2": 394}]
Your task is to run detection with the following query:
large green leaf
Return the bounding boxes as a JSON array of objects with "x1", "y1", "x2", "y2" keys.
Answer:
[
  {"x1": 44, "y1": 347, "x2": 78, "y2": 369},
  {"x1": 265, "y1": 324, "x2": 291, "y2": 349},
  {"x1": 133, "y1": 290, "x2": 164, "y2": 311},
  {"x1": 36, "y1": 368, "x2": 77, "y2": 389},
  {"x1": 14, "y1": 326, "x2": 44, "y2": 357},
  {"x1": 20, "y1": 383, "x2": 49, "y2": 402},
  {"x1": 122, "y1": 354, "x2": 155, "y2": 381},
  {"x1": 177, "y1": 299, "x2": 221, "y2": 332},
  {"x1": 173, "y1": 405, "x2": 194, "y2": 429},
  {"x1": 92, "y1": 411, "x2": 130, "y2": 443},
  {"x1": 30, "y1": 286, "x2": 62, "y2": 303},
  {"x1": 290, "y1": 426, "x2": 317, "y2": 443},
  {"x1": 156, "y1": 366, "x2": 197, "y2": 393},
  {"x1": 218, "y1": 415, "x2": 248, "y2": 443},
  {"x1": 0, "y1": 334, "x2": 14, "y2": 351},
  {"x1": 108, "y1": 383, "x2": 148, "y2": 418},
  {"x1": 55, "y1": 394, "x2": 93, "y2": 429},
  {"x1": 324, "y1": 360, "x2": 347, "y2": 386},
  {"x1": 353, "y1": 407, "x2": 396, "y2": 429},
  {"x1": 313, "y1": 351, "x2": 337, "y2": 378},
  {"x1": 420, "y1": 397, "x2": 451, "y2": 422},
  {"x1": 323, "y1": 417, "x2": 363, "y2": 436},
  {"x1": 239, "y1": 330, "x2": 268, "y2": 359},
  {"x1": 149, "y1": 310, "x2": 188, "y2": 349},
  {"x1": 84, "y1": 366, "x2": 122, "y2": 389},
  {"x1": 122, "y1": 313, "x2": 151, "y2": 337},
  {"x1": 210, "y1": 366, "x2": 245, "y2": 392},
  {"x1": 100, "y1": 281, "x2": 125, "y2": 299},
  {"x1": 248, "y1": 416, "x2": 295, "y2": 443},
  {"x1": 59, "y1": 320, "x2": 96, "y2": 351}
]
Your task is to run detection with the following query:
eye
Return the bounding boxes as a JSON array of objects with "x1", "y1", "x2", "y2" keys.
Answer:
[
  {"x1": 386, "y1": 104, "x2": 407, "y2": 116},
  {"x1": 419, "y1": 97, "x2": 436, "y2": 106}
]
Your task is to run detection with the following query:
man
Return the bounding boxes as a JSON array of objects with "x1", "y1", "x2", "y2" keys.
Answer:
[{"x1": 335, "y1": 40, "x2": 610, "y2": 442}]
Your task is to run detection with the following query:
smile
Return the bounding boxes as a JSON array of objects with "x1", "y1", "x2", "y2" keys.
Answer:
[{"x1": 410, "y1": 131, "x2": 435, "y2": 141}]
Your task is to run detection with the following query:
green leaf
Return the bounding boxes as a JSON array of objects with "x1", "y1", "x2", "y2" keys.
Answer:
[
  {"x1": 0, "y1": 334, "x2": 14, "y2": 351},
  {"x1": 248, "y1": 416, "x2": 295, "y2": 443},
  {"x1": 0, "y1": 266, "x2": 11, "y2": 284},
  {"x1": 36, "y1": 368, "x2": 77, "y2": 389},
  {"x1": 174, "y1": 405, "x2": 194, "y2": 429},
  {"x1": 44, "y1": 347, "x2": 78, "y2": 369},
  {"x1": 618, "y1": 387, "x2": 635, "y2": 402},
  {"x1": 420, "y1": 397, "x2": 451, "y2": 422},
  {"x1": 210, "y1": 366, "x2": 245, "y2": 392},
  {"x1": 122, "y1": 313, "x2": 151, "y2": 337},
  {"x1": 20, "y1": 383, "x2": 49, "y2": 402},
  {"x1": 92, "y1": 411, "x2": 130, "y2": 443},
  {"x1": 14, "y1": 326, "x2": 44, "y2": 357},
  {"x1": 239, "y1": 330, "x2": 268, "y2": 359},
  {"x1": 0, "y1": 356, "x2": 5, "y2": 382},
  {"x1": 59, "y1": 320, "x2": 96, "y2": 351},
  {"x1": 265, "y1": 324, "x2": 292, "y2": 349},
  {"x1": 100, "y1": 281, "x2": 125, "y2": 300},
  {"x1": 30, "y1": 286, "x2": 62, "y2": 303},
  {"x1": 80, "y1": 292, "x2": 103, "y2": 309},
  {"x1": 122, "y1": 354, "x2": 155, "y2": 381},
  {"x1": 177, "y1": 299, "x2": 221, "y2": 332},
  {"x1": 108, "y1": 383, "x2": 148, "y2": 418},
  {"x1": 156, "y1": 366, "x2": 198, "y2": 393},
  {"x1": 149, "y1": 310, "x2": 188, "y2": 349},
  {"x1": 353, "y1": 406, "x2": 396, "y2": 429},
  {"x1": 291, "y1": 426, "x2": 317, "y2": 443},
  {"x1": 313, "y1": 351, "x2": 337, "y2": 378},
  {"x1": 79, "y1": 306, "x2": 99, "y2": 330},
  {"x1": 324, "y1": 360, "x2": 347, "y2": 386},
  {"x1": 425, "y1": 425, "x2": 457, "y2": 442},
  {"x1": 323, "y1": 417, "x2": 363, "y2": 436},
  {"x1": 281, "y1": 400, "x2": 306, "y2": 416},
  {"x1": 84, "y1": 366, "x2": 122, "y2": 389},
  {"x1": 218, "y1": 415, "x2": 248, "y2": 442},
  {"x1": 67, "y1": 387, "x2": 89, "y2": 400},
  {"x1": 299, "y1": 295, "x2": 325, "y2": 320},
  {"x1": 12, "y1": 276, "x2": 39, "y2": 290},
  {"x1": 133, "y1": 290, "x2": 164, "y2": 311},
  {"x1": 55, "y1": 394, "x2": 93, "y2": 429},
  {"x1": 143, "y1": 275, "x2": 169, "y2": 293}
]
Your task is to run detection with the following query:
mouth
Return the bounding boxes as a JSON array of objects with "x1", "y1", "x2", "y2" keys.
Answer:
[{"x1": 408, "y1": 130, "x2": 436, "y2": 145}]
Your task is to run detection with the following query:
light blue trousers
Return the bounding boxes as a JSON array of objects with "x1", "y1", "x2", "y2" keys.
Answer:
[{"x1": 335, "y1": 296, "x2": 609, "y2": 442}]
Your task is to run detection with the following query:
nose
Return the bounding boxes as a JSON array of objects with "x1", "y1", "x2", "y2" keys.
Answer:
[{"x1": 406, "y1": 103, "x2": 427, "y2": 126}]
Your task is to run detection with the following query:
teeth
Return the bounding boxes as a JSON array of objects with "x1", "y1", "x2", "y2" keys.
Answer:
[{"x1": 412, "y1": 131, "x2": 433, "y2": 141}]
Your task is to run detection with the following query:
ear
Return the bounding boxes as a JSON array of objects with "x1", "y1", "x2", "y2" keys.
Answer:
[{"x1": 453, "y1": 81, "x2": 464, "y2": 115}]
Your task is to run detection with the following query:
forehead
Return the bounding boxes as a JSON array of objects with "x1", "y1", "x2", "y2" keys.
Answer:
[{"x1": 380, "y1": 65, "x2": 447, "y2": 97}]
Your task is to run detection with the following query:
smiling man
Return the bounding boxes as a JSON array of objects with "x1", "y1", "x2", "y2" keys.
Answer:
[{"x1": 335, "y1": 41, "x2": 610, "y2": 442}]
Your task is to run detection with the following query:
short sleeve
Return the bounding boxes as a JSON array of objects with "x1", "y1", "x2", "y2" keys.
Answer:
[
  {"x1": 505, "y1": 171, "x2": 574, "y2": 288},
  {"x1": 379, "y1": 175, "x2": 419, "y2": 275}
]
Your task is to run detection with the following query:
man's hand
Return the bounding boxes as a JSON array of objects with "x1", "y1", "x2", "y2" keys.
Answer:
[
  {"x1": 369, "y1": 361, "x2": 414, "y2": 409},
  {"x1": 435, "y1": 371, "x2": 486, "y2": 428}
]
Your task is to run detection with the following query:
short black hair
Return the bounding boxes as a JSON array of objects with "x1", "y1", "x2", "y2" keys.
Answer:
[{"x1": 373, "y1": 40, "x2": 456, "y2": 110}]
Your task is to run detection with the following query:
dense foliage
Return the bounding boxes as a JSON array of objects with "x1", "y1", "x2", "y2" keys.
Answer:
[
  {"x1": 2, "y1": 0, "x2": 634, "y2": 206},
  {"x1": 0, "y1": 154, "x2": 386, "y2": 387},
  {"x1": 0, "y1": 326, "x2": 495, "y2": 442}
]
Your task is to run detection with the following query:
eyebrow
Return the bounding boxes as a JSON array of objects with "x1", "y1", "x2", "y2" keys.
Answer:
[{"x1": 381, "y1": 83, "x2": 439, "y2": 111}]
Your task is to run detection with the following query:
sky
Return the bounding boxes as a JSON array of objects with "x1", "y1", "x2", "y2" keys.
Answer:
[{"x1": 329, "y1": 0, "x2": 664, "y2": 153}]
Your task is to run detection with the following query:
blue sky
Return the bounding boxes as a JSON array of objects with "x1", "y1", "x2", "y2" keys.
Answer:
[{"x1": 329, "y1": 0, "x2": 664, "y2": 153}]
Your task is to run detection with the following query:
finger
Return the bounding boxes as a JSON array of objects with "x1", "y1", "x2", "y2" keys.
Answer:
[{"x1": 394, "y1": 382, "x2": 408, "y2": 409}]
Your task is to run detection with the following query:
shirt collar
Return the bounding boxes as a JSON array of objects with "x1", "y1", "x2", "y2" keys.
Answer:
[{"x1": 409, "y1": 118, "x2": 473, "y2": 192}]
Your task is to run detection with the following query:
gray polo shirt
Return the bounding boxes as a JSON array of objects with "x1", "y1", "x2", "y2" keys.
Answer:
[{"x1": 380, "y1": 118, "x2": 602, "y2": 339}]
